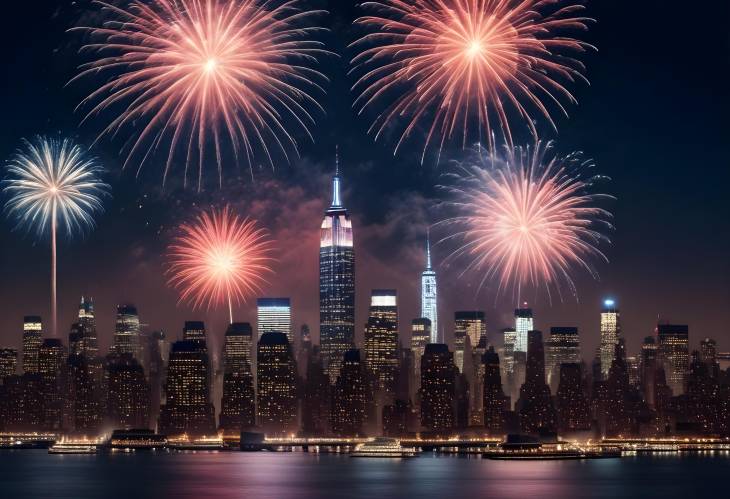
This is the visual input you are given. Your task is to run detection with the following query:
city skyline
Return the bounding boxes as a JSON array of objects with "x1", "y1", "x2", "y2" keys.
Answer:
[{"x1": 0, "y1": 1, "x2": 727, "y2": 360}]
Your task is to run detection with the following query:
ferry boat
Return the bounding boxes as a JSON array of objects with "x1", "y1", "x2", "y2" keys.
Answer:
[
  {"x1": 351, "y1": 438, "x2": 418, "y2": 458},
  {"x1": 48, "y1": 442, "x2": 98, "y2": 454}
]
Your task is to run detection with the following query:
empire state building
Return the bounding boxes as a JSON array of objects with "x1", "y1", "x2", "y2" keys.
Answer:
[{"x1": 319, "y1": 157, "x2": 355, "y2": 384}]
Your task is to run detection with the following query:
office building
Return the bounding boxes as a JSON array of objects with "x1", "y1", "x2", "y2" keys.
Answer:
[
  {"x1": 257, "y1": 298, "x2": 292, "y2": 344},
  {"x1": 545, "y1": 327, "x2": 581, "y2": 392},
  {"x1": 599, "y1": 299, "x2": 620, "y2": 380},
  {"x1": 113, "y1": 305, "x2": 141, "y2": 360},
  {"x1": 22, "y1": 316, "x2": 42, "y2": 374},
  {"x1": 319, "y1": 160, "x2": 356, "y2": 384},
  {"x1": 364, "y1": 289, "x2": 399, "y2": 394},
  {"x1": 656, "y1": 324, "x2": 690, "y2": 395},
  {"x1": 421, "y1": 233, "x2": 438, "y2": 343},
  {"x1": 256, "y1": 332, "x2": 297, "y2": 434},
  {"x1": 420, "y1": 344, "x2": 455, "y2": 432}
]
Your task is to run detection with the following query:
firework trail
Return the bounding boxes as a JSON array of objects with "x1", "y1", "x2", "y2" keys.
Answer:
[
  {"x1": 3, "y1": 136, "x2": 109, "y2": 336},
  {"x1": 351, "y1": 0, "x2": 593, "y2": 160},
  {"x1": 72, "y1": 0, "x2": 329, "y2": 189},
  {"x1": 437, "y1": 141, "x2": 612, "y2": 300},
  {"x1": 167, "y1": 205, "x2": 274, "y2": 323}
]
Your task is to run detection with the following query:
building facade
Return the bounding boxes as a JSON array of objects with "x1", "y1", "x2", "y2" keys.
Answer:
[
  {"x1": 421, "y1": 234, "x2": 438, "y2": 343},
  {"x1": 599, "y1": 299, "x2": 620, "y2": 380},
  {"x1": 319, "y1": 162, "x2": 356, "y2": 384}
]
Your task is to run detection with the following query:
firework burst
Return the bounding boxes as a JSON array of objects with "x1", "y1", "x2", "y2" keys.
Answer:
[
  {"x1": 72, "y1": 0, "x2": 329, "y2": 189},
  {"x1": 351, "y1": 0, "x2": 593, "y2": 160},
  {"x1": 437, "y1": 141, "x2": 612, "y2": 299},
  {"x1": 167, "y1": 205, "x2": 274, "y2": 323},
  {"x1": 3, "y1": 136, "x2": 109, "y2": 336}
]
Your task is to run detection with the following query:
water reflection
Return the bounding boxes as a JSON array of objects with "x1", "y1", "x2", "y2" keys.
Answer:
[{"x1": 0, "y1": 450, "x2": 727, "y2": 499}]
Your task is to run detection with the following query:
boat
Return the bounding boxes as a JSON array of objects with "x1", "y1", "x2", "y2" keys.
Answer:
[
  {"x1": 48, "y1": 442, "x2": 98, "y2": 454},
  {"x1": 351, "y1": 438, "x2": 418, "y2": 458}
]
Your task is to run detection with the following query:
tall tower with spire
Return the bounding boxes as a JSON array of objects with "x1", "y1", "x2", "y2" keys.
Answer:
[
  {"x1": 319, "y1": 149, "x2": 355, "y2": 384},
  {"x1": 421, "y1": 231, "x2": 438, "y2": 343}
]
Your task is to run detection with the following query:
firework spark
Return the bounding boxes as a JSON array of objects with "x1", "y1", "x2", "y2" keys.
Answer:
[
  {"x1": 167, "y1": 206, "x2": 274, "y2": 323},
  {"x1": 72, "y1": 0, "x2": 329, "y2": 189},
  {"x1": 3, "y1": 136, "x2": 109, "y2": 336},
  {"x1": 437, "y1": 141, "x2": 612, "y2": 299},
  {"x1": 351, "y1": 0, "x2": 593, "y2": 159}
]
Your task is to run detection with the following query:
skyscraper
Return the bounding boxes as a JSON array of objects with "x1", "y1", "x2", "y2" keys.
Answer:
[
  {"x1": 364, "y1": 289, "x2": 399, "y2": 394},
  {"x1": 107, "y1": 353, "x2": 150, "y2": 429},
  {"x1": 77, "y1": 296, "x2": 99, "y2": 358},
  {"x1": 159, "y1": 339, "x2": 216, "y2": 436},
  {"x1": 182, "y1": 321, "x2": 206, "y2": 341},
  {"x1": 0, "y1": 348, "x2": 17, "y2": 378},
  {"x1": 483, "y1": 346, "x2": 507, "y2": 435},
  {"x1": 556, "y1": 363, "x2": 590, "y2": 433},
  {"x1": 331, "y1": 349, "x2": 366, "y2": 436},
  {"x1": 545, "y1": 327, "x2": 581, "y2": 392},
  {"x1": 420, "y1": 344, "x2": 455, "y2": 432},
  {"x1": 219, "y1": 323, "x2": 256, "y2": 432},
  {"x1": 22, "y1": 316, "x2": 42, "y2": 374},
  {"x1": 517, "y1": 330, "x2": 557, "y2": 435},
  {"x1": 454, "y1": 311, "x2": 486, "y2": 372},
  {"x1": 421, "y1": 233, "x2": 438, "y2": 343},
  {"x1": 640, "y1": 336, "x2": 658, "y2": 408},
  {"x1": 514, "y1": 306, "x2": 533, "y2": 353},
  {"x1": 656, "y1": 323, "x2": 690, "y2": 395},
  {"x1": 410, "y1": 318, "x2": 431, "y2": 392},
  {"x1": 257, "y1": 298, "x2": 292, "y2": 344},
  {"x1": 256, "y1": 332, "x2": 297, "y2": 434},
  {"x1": 38, "y1": 338, "x2": 65, "y2": 430},
  {"x1": 113, "y1": 304, "x2": 141, "y2": 360},
  {"x1": 599, "y1": 299, "x2": 620, "y2": 380},
  {"x1": 319, "y1": 159, "x2": 355, "y2": 384}
]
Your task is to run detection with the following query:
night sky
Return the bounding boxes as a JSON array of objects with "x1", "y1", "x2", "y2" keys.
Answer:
[{"x1": 0, "y1": 0, "x2": 728, "y2": 361}]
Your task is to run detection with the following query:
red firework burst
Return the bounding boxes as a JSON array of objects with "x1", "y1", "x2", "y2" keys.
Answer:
[
  {"x1": 438, "y1": 141, "x2": 613, "y2": 299},
  {"x1": 167, "y1": 206, "x2": 274, "y2": 322},
  {"x1": 72, "y1": 0, "x2": 328, "y2": 189},
  {"x1": 351, "y1": 0, "x2": 594, "y2": 159}
]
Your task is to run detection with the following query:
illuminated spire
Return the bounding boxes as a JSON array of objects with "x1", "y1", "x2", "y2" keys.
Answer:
[
  {"x1": 330, "y1": 146, "x2": 342, "y2": 209},
  {"x1": 425, "y1": 228, "x2": 432, "y2": 270}
]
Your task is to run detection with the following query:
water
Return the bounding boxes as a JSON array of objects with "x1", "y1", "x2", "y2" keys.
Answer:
[{"x1": 1, "y1": 450, "x2": 726, "y2": 498}]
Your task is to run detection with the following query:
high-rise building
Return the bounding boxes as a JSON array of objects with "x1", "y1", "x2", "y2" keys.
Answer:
[
  {"x1": 256, "y1": 332, "x2": 297, "y2": 434},
  {"x1": 107, "y1": 353, "x2": 150, "y2": 429},
  {"x1": 319, "y1": 160, "x2": 356, "y2": 384},
  {"x1": 421, "y1": 233, "x2": 438, "y2": 343},
  {"x1": 501, "y1": 327, "x2": 518, "y2": 407},
  {"x1": 640, "y1": 336, "x2": 658, "y2": 408},
  {"x1": 182, "y1": 321, "x2": 206, "y2": 341},
  {"x1": 257, "y1": 298, "x2": 292, "y2": 344},
  {"x1": 556, "y1": 363, "x2": 590, "y2": 433},
  {"x1": 113, "y1": 305, "x2": 141, "y2": 360},
  {"x1": 301, "y1": 347, "x2": 330, "y2": 436},
  {"x1": 517, "y1": 330, "x2": 557, "y2": 435},
  {"x1": 331, "y1": 349, "x2": 366, "y2": 436},
  {"x1": 700, "y1": 337, "x2": 718, "y2": 374},
  {"x1": 0, "y1": 348, "x2": 18, "y2": 378},
  {"x1": 454, "y1": 311, "x2": 486, "y2": 372},
  {"x1": 514, "y1": 306, "x2": 533, "y2": 353},
  {"x1": 420, "y1": 344, "x2": 455, "y2": 432},
  {"x1": 364, "y1": 289, "x2": 399, "y2": 393},
  {"x1": 219, "y1": 323, "x2": 256, "y2": 432},
  {"x1": 77, "y1": 296, "x2": 99, "y2": 358},
  {"x1": 410, "y1": 318, "x2": 431, "y2": 392},
  {"x1": 656, "y1": 323, "x2": 689, "y2": 395},
  {"x1": 545, "y1": 327, "x2": 581, "y2": 392},
  {"x1": 483, "y1": 346, "x2": 506, "y2": 435},
  {"x1": 599, "y1": 299, "x2": 620, "y2": 380},
  {"x1": 158, "y1": 340, "x2": 216, "y2": 436},
  {"x1": 22, "y1": 316, "x2": 42, "y2": 374},
  {"x1": 67, "y1": 353, "x2": 103, "y2": 432},
  {"x1": 38, "y1": 338, "x2": 65, "y2": 430}
]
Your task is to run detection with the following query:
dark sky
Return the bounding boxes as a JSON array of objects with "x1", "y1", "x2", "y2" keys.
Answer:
[{"x1": 0, "y1": 0, "x2": 728, "y2": 361}]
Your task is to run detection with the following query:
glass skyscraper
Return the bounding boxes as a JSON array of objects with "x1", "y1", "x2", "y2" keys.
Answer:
[
  {"x1": 257, "y1": 298, "x2": 292, "y2": 344},
  {"x1": 421, "y1": 233, "x2": 438, "y2": 343},
  {"x1": 113, "y1": 304, "x2": 141, "y2": 360},
  {"x1": 600, "y1": 299, "x2": 621, "y2": 380},
  {"x1": 319, "y1": 159, "x2": 355, "y2": 384},
  {"x1": 514, "y1": 306, "x2": 534, "y2": 353}
]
